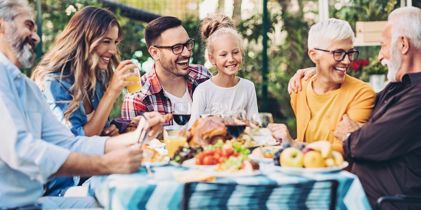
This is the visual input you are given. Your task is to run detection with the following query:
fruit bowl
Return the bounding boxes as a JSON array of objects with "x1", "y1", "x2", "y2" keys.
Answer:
[{"x1": 274, "y1": 161, "x2": 349, "y2": 175}]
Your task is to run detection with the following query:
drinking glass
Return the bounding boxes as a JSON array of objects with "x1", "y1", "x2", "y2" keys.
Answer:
[
  {"x1": 172, "y1": 102, "x2": 191, "y2": 126},
  {"x1": 126, "y1": 67, "x2": 141, "y2": 93},
  {"x1": 164, "y1": 129, "x2": 187, "y2": 158},
  {"x1": 224, "y1": 110, "x2": 247, "y2": 138},
  {"x1": 252, "y1": 112, "x2": 274, "y2": 128}
]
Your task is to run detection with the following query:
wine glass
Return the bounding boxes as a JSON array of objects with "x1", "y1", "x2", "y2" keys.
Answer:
[
  {"x1": 252, "y1": 112, "x2": 274, "y2": 128},
  {"x1": 224, "y1": 110, "x2": 247, "y2": 138},
  {"x1": 172, "y1": 102, "x2": 191, "y2": 126}
]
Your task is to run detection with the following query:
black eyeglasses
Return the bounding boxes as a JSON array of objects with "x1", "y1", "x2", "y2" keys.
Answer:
[
  {"x1": 315, "y1": 48, "x2": 359, "y2": 62},
  {"x1": 154, "y1": 39, "x2": 195, "y2": 55}
]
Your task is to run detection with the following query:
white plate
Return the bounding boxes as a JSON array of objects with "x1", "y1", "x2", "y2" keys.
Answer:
[
  {"x1": 181, "y1": 158, "x2": 216, "y2": 171},
  {"x1": 143, "y1": 157, "x2": 170, "y2": 167},
  {"x1": 182, "y1": 159, "x2": 260, "y2": 177},
  {"x1": 249, "y1": 146, "x2": 282, "y2": 164},
  {"x1": 209, "y1": 170, "x2": 261, "y2": 178},
  {"x1": 274, "y1": 162, "x2": 349, "y2": 175}
]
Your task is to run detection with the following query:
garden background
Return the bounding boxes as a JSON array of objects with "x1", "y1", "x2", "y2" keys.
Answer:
[{"x1": 27, "y1": 0, "x2": 420, "y2": 136}]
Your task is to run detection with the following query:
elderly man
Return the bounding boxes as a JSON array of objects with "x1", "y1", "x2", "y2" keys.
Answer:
[
  {"x1": 333, "y1": 7, "x2": 421, "y2": 209},
  {"x1": 0, "y1": 0, "x2": 163, "y2": 209},
  {"x1": 121, "y1": 16, "x2": 212, "y2": 129}
]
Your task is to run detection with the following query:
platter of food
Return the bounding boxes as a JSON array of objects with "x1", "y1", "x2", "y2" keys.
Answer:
[
  {"x1": 272, "y1": 141, "x2": 348, "y2": 175},
  {"x1": 178, "y1": 140, "x2": 260, "y2": 177},
  {"x1": 141, "y1": 144, "x2": 170, "y2": 166}
]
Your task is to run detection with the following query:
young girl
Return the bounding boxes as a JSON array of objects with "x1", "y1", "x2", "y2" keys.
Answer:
[
  {"x1": 32, "y1": 7, "x2": 139, "y2": 137},
  {"x1": 189, "y1": 14, "x2": 258, "y2": 125}
]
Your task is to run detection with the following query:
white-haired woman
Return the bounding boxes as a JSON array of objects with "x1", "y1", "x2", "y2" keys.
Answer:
[{"x1": 269, "y1": 18, "x2": 376, "y2": 153}]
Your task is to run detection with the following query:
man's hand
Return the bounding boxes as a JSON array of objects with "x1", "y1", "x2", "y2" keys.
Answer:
[
  {"x1": 101, "y1": 144, "x2": 144, "y2": 174},
  {"x1": 142, "y1": 112, "x2": 165, "y2": 139},
  {"x1": 333, "y1": 114, "x2": 360, "y2": 141},
  {"x1": 268, "y1": 123, "x2": 294, "y2": 144},
  {"x1": 288, "y1": 67, "x2": 316, "y2": 94}
]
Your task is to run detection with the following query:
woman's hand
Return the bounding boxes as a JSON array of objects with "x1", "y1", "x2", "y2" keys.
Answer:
[
  {"x1": 108, "y1": 60, "x2": 139, "y2": 95},
  {"x1": 288, "y1": 67, "x2": 316, "y2": 94},
  {"x1": 103, "y1": 124, "x2": 120, "y2": 136},
  {"x1": 333, "y1": 114, "x2": 361, "y2": 141},
  {"x1": 268, "y1": 123, "x2": 294, "y2": 144}
]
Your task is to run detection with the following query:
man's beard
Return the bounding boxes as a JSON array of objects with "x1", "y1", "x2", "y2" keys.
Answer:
[
  {"x1": 160, "y1": 56, "x2": 190, "y2": 77},
  {"x1": 7, "y1": 26, "x2": 36, "y2": 68},
  {"x1": 381, "y1": 39, "x2": 402, "y2": 82}
]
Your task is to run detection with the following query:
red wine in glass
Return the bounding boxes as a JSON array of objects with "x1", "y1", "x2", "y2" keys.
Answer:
[
  {"x1": 226, "y1": 124, "x2": 246, "y2": 138},
  {"x1": 173, "y1": 114, "x2": 191, "y2": 126}
]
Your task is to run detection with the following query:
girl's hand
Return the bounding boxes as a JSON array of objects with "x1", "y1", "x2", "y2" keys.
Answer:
[{"x1": 108, "y1": 60, "x2": 139, "y2": 95}]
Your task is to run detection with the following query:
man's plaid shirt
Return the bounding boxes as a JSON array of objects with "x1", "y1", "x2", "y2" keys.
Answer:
[{"x1": 121, "y1": 64, "x2": 211, "y2": 122}]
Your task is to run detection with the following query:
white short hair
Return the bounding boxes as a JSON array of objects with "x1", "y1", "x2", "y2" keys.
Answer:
[
  {"x1": 308, "y1": 18, "x2": 355, "y2": 49},
  {"x1": 388, "y1": 7, "x2": 421, "y2": 50},
  {"x1": 0, "y1": 0, "x2": 31, "y2": 21}
]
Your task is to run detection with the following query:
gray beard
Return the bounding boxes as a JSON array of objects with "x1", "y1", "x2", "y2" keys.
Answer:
[
  {"x1": 15, "y1": 43, "x2": 35, "y2": 68},
  {"x1": 7, "y1": 26, "x2": 35, "y2": 68},
  {"x1": 387, "y1": 41, "x2": 402, "y2": 82}
]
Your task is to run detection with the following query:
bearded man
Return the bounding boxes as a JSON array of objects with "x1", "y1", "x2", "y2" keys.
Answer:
[{"x1": 332, "y1": 7, "x2": 421, "y2": 210}]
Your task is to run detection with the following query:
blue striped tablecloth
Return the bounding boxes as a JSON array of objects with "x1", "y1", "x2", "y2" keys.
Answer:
[{"x1": 90, "y1": 165, "x2": 371, "y2": 210}]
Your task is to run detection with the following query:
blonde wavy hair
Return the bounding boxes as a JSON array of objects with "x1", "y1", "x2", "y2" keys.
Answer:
[{"x1": 32, "y1": 6, "x2": 121, "y2": 120}]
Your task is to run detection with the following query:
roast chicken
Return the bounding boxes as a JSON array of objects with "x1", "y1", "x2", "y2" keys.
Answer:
[{"x1": 188, "y1": 116, "x2": 227, "y2": 146}]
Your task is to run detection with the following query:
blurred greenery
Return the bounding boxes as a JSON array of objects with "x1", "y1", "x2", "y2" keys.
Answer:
[{"x1": 27, "y1": 0, "x2": 402, "y2": 137}]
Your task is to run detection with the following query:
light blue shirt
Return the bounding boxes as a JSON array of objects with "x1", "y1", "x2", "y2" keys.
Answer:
[{"x1": 0, "y1": 52, "x2": 107, "y2": 208}]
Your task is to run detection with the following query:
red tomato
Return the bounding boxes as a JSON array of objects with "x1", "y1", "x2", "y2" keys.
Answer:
[
  {"x1": 203, "y1": 150, "x2": 213, "y2": 156},
  {"x1": 196, "y1": 157, "x2": 202, "y2": 165},
  {"x1": 224, "y1": 148, "x2": 234, "y2": 157},
  {"x1": 218, "y1": 157, "x2": 225, "y2": 163},
  {"x1": 203, "y1": 156, "x2": 215, "y2": 165}
]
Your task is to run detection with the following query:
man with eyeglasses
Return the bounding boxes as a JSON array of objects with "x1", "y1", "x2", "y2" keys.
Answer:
[
  {"x1": 269, "y1": 18, "x2": 375, "y2": 154},
  {"x1": 122, "y1": 16, "x2": 212, "y2": 128}
]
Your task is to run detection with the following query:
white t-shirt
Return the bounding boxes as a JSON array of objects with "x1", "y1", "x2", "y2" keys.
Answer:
[
  {"x1": 163, "y1": 87, "x2": 192, "y2": 130},
  {"x1": 190, "y1": 78, "x2": 258, "y2": 125}
]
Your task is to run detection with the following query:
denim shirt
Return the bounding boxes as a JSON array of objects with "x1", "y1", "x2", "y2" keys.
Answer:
[
  {"x1": 41, "y1": 71, "x2": 111, "y2": 136},
  {"x1": 0, "y1": 52, "x2": 107, "y2": 208}
]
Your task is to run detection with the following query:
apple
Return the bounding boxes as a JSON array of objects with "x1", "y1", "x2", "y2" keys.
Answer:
[
  {"x1": 331, "y1": 151, "x2": 344, "y2": 166},
  {"x1": 324, "y1": 158, "x2": 335, "y2": 167},
  {"x1": 305, "y1": 141, "x2": 332, "y2": 158},
  {"x1": 303, "y1": 151, "x2": 325, "y2": 168},
  {"x1": 280, "y1": 147, "x2": 304, "y2": 168},
  {"x1": 302, "y1": 147, "x2": 314, "y2": 154}
]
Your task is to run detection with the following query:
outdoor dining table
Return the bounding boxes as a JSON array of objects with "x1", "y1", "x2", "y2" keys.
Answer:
[{"x1": 90, "y1": 165, "x2": 371, "y2": 210}]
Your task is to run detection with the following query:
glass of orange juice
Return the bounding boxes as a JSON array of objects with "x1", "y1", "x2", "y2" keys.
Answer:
[
  {"x1": 126, "y1": 66, "x2": 141, "y2": 93},
  {"x1": 164, "y1": 129, "x2": 187, "y2": 158}
]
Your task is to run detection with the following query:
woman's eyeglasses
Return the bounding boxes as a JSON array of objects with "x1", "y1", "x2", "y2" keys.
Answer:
[{"x1": 315, "y1": 48, "x2": 359, "y2": 62}]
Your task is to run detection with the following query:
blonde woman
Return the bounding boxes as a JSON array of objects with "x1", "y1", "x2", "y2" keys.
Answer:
[{"x1": 32, "y1": 6, "x2": 138, "y2": 137}]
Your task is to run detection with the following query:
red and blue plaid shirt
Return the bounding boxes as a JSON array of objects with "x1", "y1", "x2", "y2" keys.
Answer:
[{"x1": 121, "y1": 64, "x2": 211, "y2": 122}]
